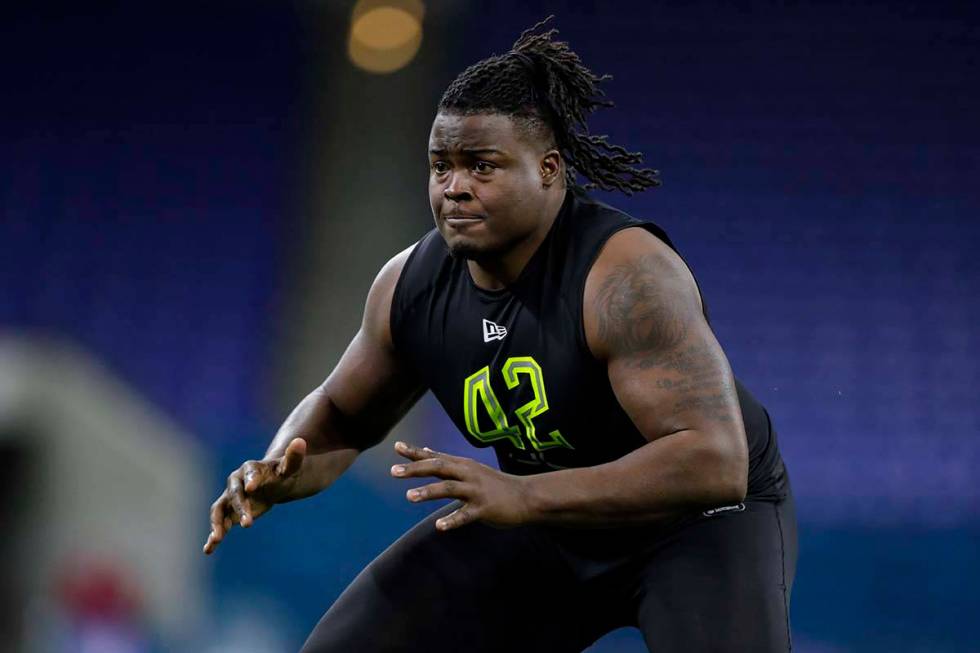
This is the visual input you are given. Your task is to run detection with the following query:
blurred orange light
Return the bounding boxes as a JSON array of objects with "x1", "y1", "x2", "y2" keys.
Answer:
[{"x1": 348, "y1": 0, "x2": 424, "y2": 74}]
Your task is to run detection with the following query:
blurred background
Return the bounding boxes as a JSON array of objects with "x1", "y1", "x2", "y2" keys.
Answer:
[{"x1": 2, "y1": 1, "x2": 978, "y2": 651}]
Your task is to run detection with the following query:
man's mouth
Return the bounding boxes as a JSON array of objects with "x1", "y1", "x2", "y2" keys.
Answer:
[{"x1": 444, "y1": 213, "x2": 485, "y2": 226}]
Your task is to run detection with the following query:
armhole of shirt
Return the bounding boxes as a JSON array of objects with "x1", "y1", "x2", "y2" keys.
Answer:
[
  {"x1": 575, "y1": 221, "x2": 710, "y2": 363},
  {"x1": 388, "y1": 235, "x2": 428, "y2": 355}
]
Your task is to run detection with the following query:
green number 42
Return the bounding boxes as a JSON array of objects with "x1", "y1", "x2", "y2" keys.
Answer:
[{"x1": 463, "y1": 356, "x2": 573, "y2": 452}]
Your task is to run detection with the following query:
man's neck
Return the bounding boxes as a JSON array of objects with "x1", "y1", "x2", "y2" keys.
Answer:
[{"x1": 467, "y1": 189, "x2": 567, "y2": 290}]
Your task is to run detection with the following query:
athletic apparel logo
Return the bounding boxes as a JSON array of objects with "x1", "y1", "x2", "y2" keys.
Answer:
[
  {"x1": 482, "y1": 319, "x2": 508, "y2": 342},
  {"x1": 702, "y1": 502, "x2": 746, "y2": 517}
]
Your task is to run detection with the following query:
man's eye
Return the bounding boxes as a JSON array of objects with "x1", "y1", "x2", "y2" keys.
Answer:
[
  {"x1": 474, "y1": 161, "x2": 495, "y2": 173},
  {"x1": 432, "y1": 161, "x2": 449, "y2": 173}
]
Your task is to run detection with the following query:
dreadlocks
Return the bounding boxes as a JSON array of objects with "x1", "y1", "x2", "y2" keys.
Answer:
[{"x1": 438, "y1": 16, "x2": 661, "y2": 196}]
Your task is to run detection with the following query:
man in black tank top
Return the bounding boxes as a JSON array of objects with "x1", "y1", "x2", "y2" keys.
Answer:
[{"x1": 204, "y1": 18, "x2": 796, "y2": 653}]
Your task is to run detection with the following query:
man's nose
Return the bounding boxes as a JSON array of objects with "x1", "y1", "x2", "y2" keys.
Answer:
[{"x1": 443, "y1": 172, "x2": 472, "y2": 202}]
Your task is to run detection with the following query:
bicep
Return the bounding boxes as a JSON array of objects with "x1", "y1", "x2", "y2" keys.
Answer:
[
  {"x1": 319, "y1": 245, "x2": 426, "y2": 448},
  {"x1": 605, "y1": 317, "x2": 740, "y2": 443},
  {"x1": 585, "y1": 229, "x2": 744, "y2": 444}
]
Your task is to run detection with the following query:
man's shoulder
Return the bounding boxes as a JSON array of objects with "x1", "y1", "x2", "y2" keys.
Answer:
[
  {"x1": 593, "y1": 226, "x2": 679, "y2": 269},
  {"x1": 566, "y1": 189, "x2": 632, "y2": 227},
  {"x1": 374, "y1": 241, "x2": 421, "y2": 294},
  {"x1": 375, "y1": 226, "x2": 448, "y2": 292},
  {"x1": 563, "y1": 191, "x2": 676, "y2": 257},
  {"x1": 362, "y1": 241, "x2": 421, "y2": 350},
  {"x1": 582, "y1": 226, "x2": 705, "y2": 361}
]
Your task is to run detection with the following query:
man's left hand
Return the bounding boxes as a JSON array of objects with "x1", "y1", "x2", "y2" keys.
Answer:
[{"x1": 391, "y1": 441, "x2": 532, "y2": 531}]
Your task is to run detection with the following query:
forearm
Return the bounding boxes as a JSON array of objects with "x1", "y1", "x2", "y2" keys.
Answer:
[
  {"x1": 523, "y1": 430, "x2": 747, "y2": 527},
  {"x1": 275, "y1": 448, "x2": 359, "y2": 502},
  {"x1": 263, "y1": 385, "x2": 362, "y2": 501},
  {"x1": 265, "y1": 385, "x2": 358, "y2": 458}
]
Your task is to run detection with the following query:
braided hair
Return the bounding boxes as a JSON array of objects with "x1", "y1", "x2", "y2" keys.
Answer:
[{"x1": 438, "y1": 16, "x2": 660, "y2": 195}]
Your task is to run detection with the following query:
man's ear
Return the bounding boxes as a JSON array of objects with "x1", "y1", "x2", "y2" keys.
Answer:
[{"x1": 540, "y1": 150, "x2": 562, "y2": 187}]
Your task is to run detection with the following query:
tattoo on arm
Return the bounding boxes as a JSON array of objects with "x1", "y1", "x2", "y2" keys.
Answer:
[
  {"x1": 595, "y1": 252, "x2": 734, "y2": 425},
  {"x1": 595, "y1": 253, "x2": 688, "y2": 359}
]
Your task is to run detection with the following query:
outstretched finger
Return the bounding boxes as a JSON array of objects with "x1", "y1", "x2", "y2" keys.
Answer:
[
  {"x1": 205, "y1": 499, "x2": 228, "y2": 554},
  {"x1": 394, "y1": 441, "x2": 431, "y2": 461},
  {"x1": 406, "y1": 480, "x2": 471, "y2": 503},
  {"x1": 435, "y1": 503, "x2": 479, "y2": 531},
  {"x1": 277, "y1": 437, "x2": 307, "y2": 477},
  {"x1": 394, "y1": 441, "x2": 465, "y2": 463},
  {"x1": 391, "y1": 456, "x2": 464, "y2": 481},
  {"x1": 209, "y1": 498, "x2": 226, "y2": 535},
  {"x1": 227, "y1": 474, "x2": 252, "y2": 527},
  {"x1": 204, "y1": 531, "x2": 218, "y2": 554}
]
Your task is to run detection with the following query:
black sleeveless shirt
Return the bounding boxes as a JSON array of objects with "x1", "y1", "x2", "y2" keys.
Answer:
[{"x1": 391, "y1": 188, "x2": 787, "y2": 501}]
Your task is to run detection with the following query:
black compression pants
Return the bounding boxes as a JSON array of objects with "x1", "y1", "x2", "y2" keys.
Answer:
[{"x1": 300, "y1": 491, "x2": 797, "y2": 653}]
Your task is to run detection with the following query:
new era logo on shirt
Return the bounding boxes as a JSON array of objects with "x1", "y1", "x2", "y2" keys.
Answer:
[{"x1": 482, "y1": 319, "x2": 507, "y2": 342}]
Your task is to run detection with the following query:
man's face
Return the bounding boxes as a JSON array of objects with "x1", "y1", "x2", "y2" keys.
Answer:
[{"x1": 428, "y1": 112, "x2": 553, "y2": 261}]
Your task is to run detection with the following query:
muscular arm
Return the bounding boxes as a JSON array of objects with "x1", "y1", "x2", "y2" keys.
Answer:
[
  {"x1": 235, "y1": 248, "x2": 424, "y2": 507},
  {"x1": 261, "y1": 244, "x2": 427, "y2": 501},
  {"x1": 204, "y1": 245, "x2": 427, "y2": 552},
  {"x1": 522, "y1": 227, "x2": 748, "y2": 526}
]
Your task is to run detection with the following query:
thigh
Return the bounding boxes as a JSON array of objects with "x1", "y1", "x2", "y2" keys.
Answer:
[
  {"x1": 300, "y1": 501, "x2": 589, "y2": 653},
  {"x1": 634, "y1": 495, "x2": 798, "y2": 653}
]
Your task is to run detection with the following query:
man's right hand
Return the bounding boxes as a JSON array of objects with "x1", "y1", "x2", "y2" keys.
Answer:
[{"x1": 203, "y1": 437, "x2": 307, "y2": 555}]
